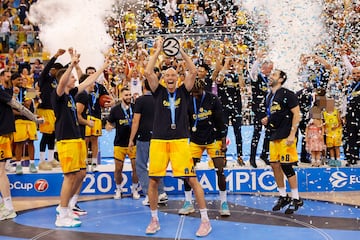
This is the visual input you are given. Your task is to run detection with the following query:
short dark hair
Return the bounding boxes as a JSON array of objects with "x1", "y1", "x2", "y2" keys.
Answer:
[
  {"x1": 55, "y1": 68, "x2": 66, "y2": 82},
  {"x1": 86, "y1": 66, "x2": 96, "y2": 74},
  {"x1": 279, "y1": 70, "x2": 287, "y2": 85},
  {"x1": 143, "y1": 79, "x2": 151, "y2": 91},
  {"x1": 52, "y1": 62, "x2": 63, "y2": 70},
  {"x1": 79, "y1": 74, "x2": 89, "y2": 84}
]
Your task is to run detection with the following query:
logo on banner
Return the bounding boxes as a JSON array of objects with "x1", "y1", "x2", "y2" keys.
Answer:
[
  {"x1": 329, "y1": 171, "x2": 348, "y2": 188},
  {"x1": 34, "y1": 179, "x2": 49, "y2": 192}
]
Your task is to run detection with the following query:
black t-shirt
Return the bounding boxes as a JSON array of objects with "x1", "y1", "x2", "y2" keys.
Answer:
[
  {"x1": 75, "y1": 90, "x2": 90, "y2": 139},
  {"x1": 151, "y1": 84, "x2": 191, "y2": 140},
  {"x1": 52, "y1": 87, "x2": 82, "y2": 141},
  {"x1": 92, "y1": 83, "x2": 109, "y2": 119},
  {"x1": 0, "y1": 87, "x2": 15, "y2": 135},
  {"x1": 189, "y1": 91, "x2": 226, "y2": 145},
  {"x1": 217, "y1": 72, "x2": 242, "y2": 114},
  {"x1": 133, "y1": 93, "x2": 154, "y2": 142},
  {"x1": 107, "y1": 102, "x2": 134, "y2": 147},
  {"x1": 38, "y1": 57, "x2": 58, "y2": 109},
  {"x1": 266, "y1": 87, "x2": 299, "y2": 141}
]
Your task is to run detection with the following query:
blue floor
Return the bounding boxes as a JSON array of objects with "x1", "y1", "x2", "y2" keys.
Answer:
[{"x1": 12, "y1": 194, "x2": 360, "y2": 240}]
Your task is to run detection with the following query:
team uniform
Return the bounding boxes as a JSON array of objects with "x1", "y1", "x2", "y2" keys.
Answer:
[
  {"x1": 266, "y1": 87, "x2": 299, "y2": 164},
  {"x1": 37, "y1": 56, "x2": 58, "y2": 134},
  {"x1": 0, "y1": 87, "x2": 15, "y2": 161},
  {"x1": 85, "y1": 83, "x2": 108, "y2": 137},
  {"x1": 51, "y1": 87, "x2": 86, "y2": 173},
  {"x1": 107, "y1": 102, "x2": 136, "y2": 161},
  {"x1": 13, "y1": 87, "x2": 37, "y2": 143},
  {"x1": 149, "y1": 84, "x2": 194, "y2": 177},
  {"x1": 189, "y1": 91, "x2": 226, "y2": 161}
]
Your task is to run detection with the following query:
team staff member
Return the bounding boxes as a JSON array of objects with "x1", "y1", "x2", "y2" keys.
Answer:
[
  {"x1": 144, "y1": 37, "x2": 211, "y2": 237},
  {"x1": 51, "y1": 50, "x2": 109, "y2": 228},
  {"x1": 178, "y1": 78, "x2": 230, "y2": 216},
  {"x1": 249, "y1": 55, "x2": 273, "y2": 168},
  {"x1": 105, "y1": 87, "x2": 140, "y2": 200},
  {"x1": 263, "y1": 69, "x2": 303, "y2": 214}
]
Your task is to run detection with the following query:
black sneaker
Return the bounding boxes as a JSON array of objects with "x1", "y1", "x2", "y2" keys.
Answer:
[
  {"x1": 72, "y1": 204, "x2": 87, "y2": 216},
  {"x1": 285, "y1": 198, "x2": 304, "y2": 214},
  {"x1": 272, "y1": 195, "x2": 291, "y2": 211},
  {"x1": 237, "y1": 157, "x2": 245, "y2": 166}
]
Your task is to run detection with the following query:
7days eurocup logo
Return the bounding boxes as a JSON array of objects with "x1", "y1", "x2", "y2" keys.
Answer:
[
  {"x1": 329, "y1": 171, "x2": 360, "y2": 188},
  {"x1": 34, "y1": 179, "x2": 49, "y2": 192}
]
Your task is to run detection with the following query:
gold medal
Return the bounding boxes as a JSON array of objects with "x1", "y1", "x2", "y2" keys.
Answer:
[
  {"x1": 171, "y1": 124, "x2": 176, "y2": 129},
  {"x1": 192, "y1": 126, "x2": 197, "y2": 132}
]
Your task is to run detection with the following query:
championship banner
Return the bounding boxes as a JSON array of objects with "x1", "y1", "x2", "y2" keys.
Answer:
[{"x1": 8, "y1": 167, "x2": 360, "y2": 197}]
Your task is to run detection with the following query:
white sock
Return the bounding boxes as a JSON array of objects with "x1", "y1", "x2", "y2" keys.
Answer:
[
  {"x1": 116, "y1": 184, "x2": 122, "y2": 190},
  {"x1": 92, "y1": 157, "x2": 97, "y2": 165},
  {"x1": 151, "y1": 210, "x2": 158, "y2": 220},
  {"x1": 48, "y1": 149, "x2": 55, "y2": 161},
  {"x1": 69, "y1": 194, "x2": 79, "y2": 208},
  {"x1": 291, "y1": 188, "x2": 299, "y2": 200},
  {"x1": 39, "y1": 152, "x2": 45, "y2": 162},
  {"x1": 30, "y1": 160, "x2": 35, "y2": 164},
  {"x1": 132, "y1": 183, "x2": 138, "y2": 192},
  {"x1": 3, "y1": 197, "x2": 14, "y2": 211},
  {"x1": 184, "y1": 190, "x2": 192, "y2": 202},
  {"x1": 219, "y1": 191, "x2": 227, "y2": 203},
  {"x1": 16, "y1": 161, "x2": 21, "y2": 166},
  {"x1": 199, "y1": 208, "x2": 209, "y2": 221},
  {"x1": 278, "y1": 187, "x2": 287, "y2": 197}
]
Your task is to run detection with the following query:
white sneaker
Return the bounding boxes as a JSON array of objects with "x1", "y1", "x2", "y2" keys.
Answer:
[
  {"x1": 55, "y1": 216, "x2": 81, "y2": 228},
  {"x1": 158, "y1": 192, "x2": 168, "y2": 204},
  {"x1": 91, "y1": 164, "x2": 99, "y2": 172},
  {"x1": 0, "y1": 205, "x2": 17, "y2": 220},
  {"x1": 131, "y1": 187, "x2": 140, "y2": 200},
  {"x1": 38, "y1": 160, "x2": 52, "y2": 171},
  {"x1": 142, "y1": 195, "x2": 150, "y2": 206},
  {"x1": 114, "y1": 189, "x2": 122, "y2": 199},
  {"x1": 56, "y1": 206, "x2": 80, "y2": 220}
]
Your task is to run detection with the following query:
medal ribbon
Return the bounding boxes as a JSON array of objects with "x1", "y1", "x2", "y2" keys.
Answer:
[
  {"x1": 192, "y1": 91, "x2": 206, "y2": 130},
  {"x1": 168, "y1": 89, "x2": 177, "y2": 128}
]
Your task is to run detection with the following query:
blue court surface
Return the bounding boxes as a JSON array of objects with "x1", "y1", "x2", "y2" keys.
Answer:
[{"x1": 2, "y1": 194, "x2": 359, "y2": 240}]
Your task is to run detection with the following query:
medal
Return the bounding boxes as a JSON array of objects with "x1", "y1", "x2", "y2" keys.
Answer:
[
  {"x1": 171, "y1": 124, "x2": 176, "y2": 129},
  {"x1": 192, "y1": 126, "x2": 197, "y2": 132}
]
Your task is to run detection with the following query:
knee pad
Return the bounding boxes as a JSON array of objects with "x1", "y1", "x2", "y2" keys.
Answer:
[{"x1": 281, "y1": 164, "x2": 295, "y2": 178}]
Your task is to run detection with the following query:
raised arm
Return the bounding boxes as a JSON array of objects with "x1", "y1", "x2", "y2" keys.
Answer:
[
  {"x1": 179, "y1": 46, "x2": 197, "y2": 91},
  {"x1": 56, "y1": 51, "x2": 80, "y2": 97},
  {"x1": 144, "y1": 38, "x2": 163, "y2": 92},
  {"x1": 77, "y1": 58, "x2": 110, "y2": 93}
]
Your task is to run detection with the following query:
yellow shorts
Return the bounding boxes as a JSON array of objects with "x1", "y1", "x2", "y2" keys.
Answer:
[
  {"x1": 0, "y1": 134, "x2": 13, "y2": 160},
  {"x1": 13, "y1": 119, "x2": 38, "y2": 142},
  {"x1": 37, "y1": 108, "x2": 55, "y2": 134},
  {"x1": 269, "y1": 138, "x2": 298, "y2": 163},
  {"x1": 326, "y1": 128, "x2": 342, "y2": 148},
  {"x1": 85, "y1": 116, "x2": 102, "y2": 137},
  {"x1": 114, "y1": 146, "x2": 136, "y2": 161},
  {"x1": 190, "y1": 140, "x2": 225, "y2": 159},
  {"x1": 149, "y1": 139, "x2": 196, "y2": 177},
  {"x1": 56, "y1": 138, "x2": 87, "y2": 173}
]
